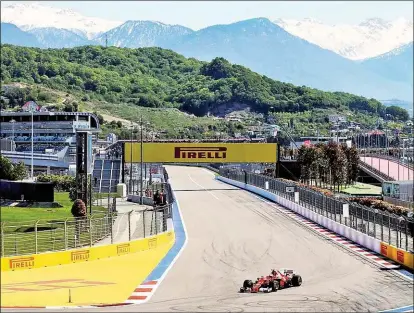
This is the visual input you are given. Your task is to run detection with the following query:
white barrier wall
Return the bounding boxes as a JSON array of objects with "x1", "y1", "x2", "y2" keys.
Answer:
[{"x1": 217, "y1": 176, "x2": 381, "y2": 254}]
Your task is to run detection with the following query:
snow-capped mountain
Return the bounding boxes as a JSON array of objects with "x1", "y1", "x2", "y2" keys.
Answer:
[
  {"x1": 1, "y1": 22, "x2": 42, "y2": 47},
  {"x1": 361, "y1": 42, "x2": 413, "y2": 86},
  {"x1": 95, "y1": 21, "x2": 194, "y2": 48},
  {"x1": 274, "y1": 17, "x2": 413, "y2": 60},
  {"x1": 161, "y1": 18, "x2": 412, "y2": 101},
  {"x1": 0, "y1": 2, "x2": 122, "y2": 39},
  {"x1": 28, "y1": 27, "x2": 92, "y2": 48}
]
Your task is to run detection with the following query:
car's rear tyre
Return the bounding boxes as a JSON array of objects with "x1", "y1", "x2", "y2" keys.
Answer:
[
  {"x1": 292, "y1": 275, "x2": 302, "y2": 287},
  {"x1": 243, "y1": 280, "x2": 253, "y2": 289},
  {"x1": 270, "y1": 280, "x2": 279, "y2": 292}
]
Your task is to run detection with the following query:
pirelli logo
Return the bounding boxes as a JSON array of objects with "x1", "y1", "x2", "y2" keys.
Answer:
[
  {"x1": 174, "y1": 147, "x2": 227, "y2": 159},
  {"x1": 117, "y1": 243, "x2": 130, "y2": 255},
  {"x1": 148, "y1": 238, "x2": 157, "y2": 249},
  {"x1": 397, "y1": 250, "x2": 404, "y2": 263},
  {"x1": 380, "y1": 243, "x2": 388, "y2": 256},
  {"x1": 9, "y1": 257, "x2": 35, "y2": 269},
  {"x1": 71, "y1": 250, "x2": 90, "y2": 262}
]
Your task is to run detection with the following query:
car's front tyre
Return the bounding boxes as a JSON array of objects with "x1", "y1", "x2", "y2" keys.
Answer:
[{"x1": 292, "y1": 275, "x2": 302, "y2": 287}]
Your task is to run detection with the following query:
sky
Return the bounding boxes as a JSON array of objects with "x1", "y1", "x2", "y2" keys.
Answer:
[{"x1": 2, "y1": 1, "x2": 413, "y2": 30}]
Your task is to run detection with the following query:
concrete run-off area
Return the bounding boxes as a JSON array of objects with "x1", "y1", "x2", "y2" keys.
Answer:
[{"x1": 2, "y1": 166, "x2": 413, "y2": 312}]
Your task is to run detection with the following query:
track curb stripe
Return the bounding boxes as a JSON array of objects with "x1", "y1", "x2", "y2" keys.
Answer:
[{"x1": 277, "y1": 207, "x2": 400, "y2": 269}]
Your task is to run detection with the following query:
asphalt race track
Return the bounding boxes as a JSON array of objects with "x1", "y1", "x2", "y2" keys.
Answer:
[{"x1": 12, "y1": 166, "x2": 414, "y2": 312}]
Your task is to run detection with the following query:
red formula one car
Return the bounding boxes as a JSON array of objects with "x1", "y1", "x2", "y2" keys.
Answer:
[{"x1": 239, "y1": 268, "x2": 302, "y2": 293}]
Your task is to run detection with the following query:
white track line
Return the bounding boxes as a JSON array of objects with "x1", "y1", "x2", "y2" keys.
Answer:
[{"x1": 188, "y1": 174, "x2": 219, "y2": 200}]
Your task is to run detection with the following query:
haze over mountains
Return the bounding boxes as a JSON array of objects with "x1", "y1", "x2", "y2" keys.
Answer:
[
  {"x1": 274, "y1": 17, "x2": 413, "y2": 60},
  {"x1": 1, "y1": 2, "x2": 121, "y2": 39},
  {"x1": 1, "y1": 2, "x2": 413, "y2": 103},
  {"x1": 94, "y1": 21, "x2": 194, "y2": 48}
]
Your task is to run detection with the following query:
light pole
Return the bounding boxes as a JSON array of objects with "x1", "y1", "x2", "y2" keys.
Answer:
[
  {"x1": 129, "y1": 125, "x2": 134, "y2": 194},
  {"x1": 31, "y1": 110, "x2": 34, "y2": 180},
  {"x1": 403, "y1": 139, "x2": 409, "y2": 181},
  {"x1": 10, "y1": 119, "x2": 16, "y2": 140},
  {"x1": 387, "y1": 129, "x2": 390, "y2": 177},
  {"x1": 140, "y1": 115, "x2": 144, "y2": 205}
]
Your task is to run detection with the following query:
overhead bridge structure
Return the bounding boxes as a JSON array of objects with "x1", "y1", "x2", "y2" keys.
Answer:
[{"x1": 359, "y1": 155, "x2": 413, "y2": 183}]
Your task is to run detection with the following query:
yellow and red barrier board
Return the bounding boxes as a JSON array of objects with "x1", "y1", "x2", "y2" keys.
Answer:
[
  {"x1": 380, "y1": 242, "x2": 414, "y2": 270},
  {"x1": 1, "y1": 231, "x2": 174, "y2": 272}
]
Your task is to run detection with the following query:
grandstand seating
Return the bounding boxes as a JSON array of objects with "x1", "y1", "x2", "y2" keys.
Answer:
[
  {"x1": 1, "y1": 121, "x2": 74, "y2": 130},
  {"x1": 15, "y1": 144, "x2": 67, "y2": 153},
  {"x1": 13, "y1": 136, "x2": 68, "y2": 142}
]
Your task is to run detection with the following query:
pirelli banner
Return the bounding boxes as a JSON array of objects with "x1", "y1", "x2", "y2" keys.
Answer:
[
  {"x1": 124, "y1": 143, "x2": 278, "y2": 163},
  {"x1": 380, "y1": 242, "x2": 414, "y2": 270}
]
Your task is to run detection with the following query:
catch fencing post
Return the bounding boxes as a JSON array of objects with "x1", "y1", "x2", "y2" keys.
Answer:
[
  {"x1": 405, "y1": 220, "x2": 408, "y2": 251},
  {"x1": 143, "y1": 211, "x2": 146, "y2": 238},
  {"x1": 399, "y1": 216, "x2": 404, "y2": 248},
  {"x1": 338, "y1": 201, "x2": 342, "y2": 225},
  {"x1": 107, "y1": 193, "x2": 110, "y2": 213},
  {"x1": 89, "y1": 217, "x2": 93, "y2": 247},
  {"x1": 396, "y1": 217, "x2": 400, "y2": 248},
  {"x1": 64, "y1": 219, "x2": 68, "y2": 250},
  {"x1": 1, "y1": 222, "x2": 5, "y2": 257},
  {"x1": 110, "y1": 214, "x2": 114, "y2": 244},
  {"x1": 388, "y1": 212, "x2": 391, "y2": 245},
  {"x1": 35, "y1": 220, "x2": 39, "y2": 254},
  {"x1": 128, "y1": 211, "x2": 132, "y2": 241},
  {"x1": 155, "y1": 208, "x2": 158, "y2": 234}
]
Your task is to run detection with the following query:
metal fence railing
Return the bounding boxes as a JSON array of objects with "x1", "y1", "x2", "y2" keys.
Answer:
[
  {"x1": 125, "y1": 163, "x2": 165, "y2": 195},
  {"x1": 220, "y1": 168, "x2": 414, "y2": 253},
  {"x1": 0, "y1": 204, "x2": 172, "y2": 257},
  {"x1": 383, "y1": 195, "x2": 414, "y2": 210}
]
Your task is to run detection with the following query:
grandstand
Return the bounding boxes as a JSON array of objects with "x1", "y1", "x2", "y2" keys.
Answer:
[{"x1": 1, "y1": 111, "x2": 101, "y2": 170}]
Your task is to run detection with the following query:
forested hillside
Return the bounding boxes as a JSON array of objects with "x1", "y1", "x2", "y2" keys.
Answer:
[{"x1": 0, "y1": 44, "x2": 405, "y2": 120}]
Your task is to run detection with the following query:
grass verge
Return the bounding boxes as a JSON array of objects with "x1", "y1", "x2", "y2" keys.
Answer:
[{"x1": 1, "y1": 192, "x2": 111, "y2": 257}]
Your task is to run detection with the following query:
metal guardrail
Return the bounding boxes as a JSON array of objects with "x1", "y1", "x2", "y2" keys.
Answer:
[
  {"x1": 0, "y1": 203, "x2": 171, "y2": 257},
  {"x1": 220, "y1": 168, "x2": 414, "y2": 253}
]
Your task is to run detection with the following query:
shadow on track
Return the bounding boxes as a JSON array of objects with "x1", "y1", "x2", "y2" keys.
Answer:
[{"x1": 174, "y1": 188, "x2": 238, "y2": 192}]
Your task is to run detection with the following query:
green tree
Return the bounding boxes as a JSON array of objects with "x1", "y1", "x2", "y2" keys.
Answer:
[
  {"x1": 11, "y1": 162, "x2": 28, "y2": 181},
  {"x1": 386, "y1": 106, "x2": 410, "y2": 121},
  {"x1": 1, "y1": 44, "x2": 388, "y2": 121},
  {"x1": 342, "y1": 144, "x2": 359, "y2": 185},
  {"x1": 0, "y1": 156, "x2": 27, "y2": 181},
  {"x1": 325, "y1": 142, "x2": 347, "y2": 191},
  {"x1": 0, "y1": 155, "x2": 14, "y2": 180}
]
